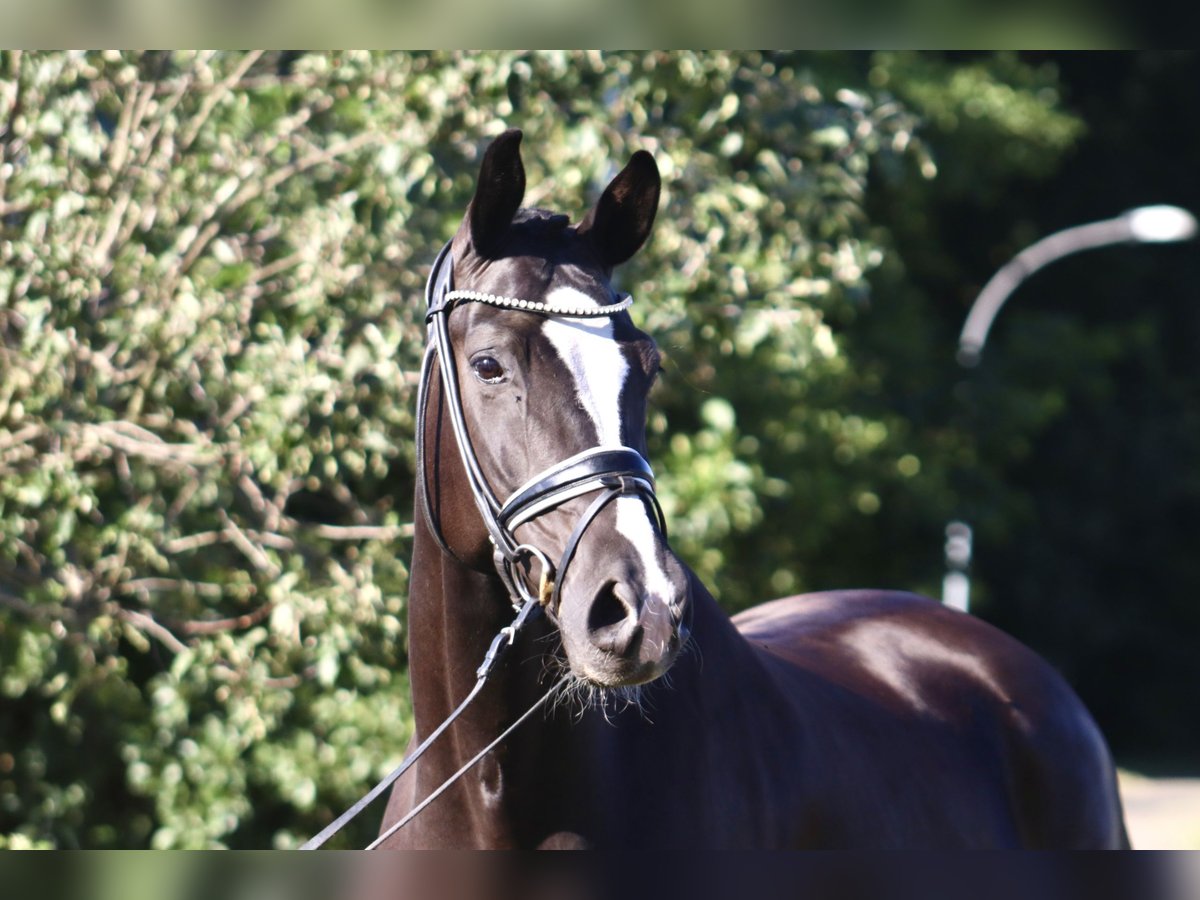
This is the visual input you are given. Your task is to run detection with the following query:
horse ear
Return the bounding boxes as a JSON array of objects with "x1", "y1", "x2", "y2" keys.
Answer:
[
  {"x1": 578, "y1": 150, "x2": 661, "y2": 268},
  {"x1": 463, "y1": 129, "x2": 526, "y2": 257}
]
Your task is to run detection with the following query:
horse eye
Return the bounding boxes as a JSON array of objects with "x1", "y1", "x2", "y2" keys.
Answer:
[{"x1": 471, "y1": 355, "x2": 505, "y2": 383}]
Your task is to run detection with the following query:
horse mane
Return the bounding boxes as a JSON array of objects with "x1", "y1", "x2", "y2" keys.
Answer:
[{"x1": 511, "y1": 208, "x2": 571, "y2": 233}]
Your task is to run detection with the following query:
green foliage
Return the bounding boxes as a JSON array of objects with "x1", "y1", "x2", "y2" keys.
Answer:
[
  {"x1": 0, "y1": 51, "x2": 1104, "y2": 847},
  {"x1": 0, "y1": 50, "x2": 429, "y2": 849}
]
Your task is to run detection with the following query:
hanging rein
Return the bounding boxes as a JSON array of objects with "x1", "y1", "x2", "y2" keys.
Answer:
[{"x1": 300, "y1": 244, "x2": 664, "y2": 849}]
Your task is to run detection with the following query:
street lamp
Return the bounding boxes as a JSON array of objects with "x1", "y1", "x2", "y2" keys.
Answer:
[
  {"x1": 957, "y1": 205, "x2": 1197, "y2": 367},
  {"x1": 944, "y1": 204, "x2": 1197, "y2": 611}
]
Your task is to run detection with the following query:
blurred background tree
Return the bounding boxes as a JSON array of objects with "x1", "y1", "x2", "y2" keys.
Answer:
[{"x1": 1, "y1": 51, "x2": 1196, "y2": 848}]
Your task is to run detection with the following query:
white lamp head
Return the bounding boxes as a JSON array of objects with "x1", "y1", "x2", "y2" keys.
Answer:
[{"x1": 1123, "y1": 205, "x2": 1198, "y2": 243}]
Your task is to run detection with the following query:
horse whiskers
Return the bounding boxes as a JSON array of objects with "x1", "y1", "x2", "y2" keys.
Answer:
[
  {"x1": 539, "y1": 657, "x2": 655, "y2": 723},
  {"x1": 523, "y1": 623, "x2": 674, "y2": 723},
  {"x1": 574, "y1": 680, "x2": 647, "y2": 725},
  {"x1": 678, "y1": 627, "x2": 702, "y2": 672}
]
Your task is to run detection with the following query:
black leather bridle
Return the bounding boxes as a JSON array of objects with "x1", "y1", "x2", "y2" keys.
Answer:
[
  {"x1": 417, "y1": 240, "x2": 667, "y2": 615},
  {"x1": 301, "y1": 242, "x2": 669, "y2": 849}
]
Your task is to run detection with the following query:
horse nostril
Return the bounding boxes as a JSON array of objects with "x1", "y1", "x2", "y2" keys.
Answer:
[
  {"x1": 587, "y1": 581, "x2": 641, "y2": 656},
  {"x1": 588, "y1": 580, "x2": 633, "y2": 632}
]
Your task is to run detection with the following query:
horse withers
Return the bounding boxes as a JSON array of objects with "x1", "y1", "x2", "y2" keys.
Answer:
[{"x1": 376, "y1": 129, "x2": 1127, "y2": 849}]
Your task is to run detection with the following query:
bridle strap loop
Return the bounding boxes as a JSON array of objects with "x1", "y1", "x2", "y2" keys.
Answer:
[{"x1": 508, "y1": 543, "x2": 557, "y2": 609}]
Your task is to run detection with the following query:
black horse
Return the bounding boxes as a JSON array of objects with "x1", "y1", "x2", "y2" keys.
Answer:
[{"x1": 374, "y1": 130, "x2": 1127, "y2": 849}]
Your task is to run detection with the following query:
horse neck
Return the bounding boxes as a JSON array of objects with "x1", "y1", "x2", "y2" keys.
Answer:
[
  {"x1": 404, "y1": 495, "x2": 588, "y2": 845},
  {"x1": 405, "y1": 513, "x2": 510, "y2": 733}
]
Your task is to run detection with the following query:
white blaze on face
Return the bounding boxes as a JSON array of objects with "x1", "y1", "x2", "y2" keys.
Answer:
[
  {"x1": 541, "y1": 287, "x2": 674, "y2": 602},
  {"x1": 540, "y1": 288, "x2": 627, "y2": 447},
  {"x1": 614, "y1": 496, "x2": 676, "y2": 603}
]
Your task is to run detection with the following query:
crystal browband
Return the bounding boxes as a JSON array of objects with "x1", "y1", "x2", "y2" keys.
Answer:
[{"x1": 443, "y1": 289, "x2": 633, "y2": 318}]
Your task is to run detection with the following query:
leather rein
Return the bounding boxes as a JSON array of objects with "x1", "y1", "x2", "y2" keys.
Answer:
[{"x1": 300, "y1": 243, "x2": 663, "y2": 848}]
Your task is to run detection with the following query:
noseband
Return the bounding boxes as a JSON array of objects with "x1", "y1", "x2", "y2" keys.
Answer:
[{"x1": 417, "y1": 240, "x2": 667, "y2": 614}]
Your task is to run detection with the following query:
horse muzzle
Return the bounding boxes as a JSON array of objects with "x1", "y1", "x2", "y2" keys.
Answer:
[
  {"x1": 494, "y1": 447, "x2": 689, "y2": 688},
  {"x1": 555, "y1": 521, "x2": 692, "y2": 688}
]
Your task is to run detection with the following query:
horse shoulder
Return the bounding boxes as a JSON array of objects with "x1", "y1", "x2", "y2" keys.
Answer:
[
  {"x1": 732, "y1": 589, "x2": 1067, "y2": 715},
  {"x1": 731, "y1": 589, "x2": 1125, "y2": 847}
]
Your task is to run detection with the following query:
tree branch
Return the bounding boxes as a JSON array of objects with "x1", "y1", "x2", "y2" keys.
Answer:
[
  {"x1": 120, "y1": 577, "x2": 223, "y2": 599},
  {"x1": 218, "y1": 509, "x2": 281, "y2": 577},
  {"x1": 177, "y1": 601, "x2": 274, "y2": 636},
  {"x1": 115, "y1": 607, "x2": 189, "y2": 655},
  {"x1": 0, "y1": 585, "x2": 50, "y2": 620},
  {"x1": 72, "y1": 421, "x2": 220, "y2": 467},
  {"x1": 178, "y1": 51, "x2": 264, "y2": 151},
  {"x1": 302, "y1": 522, "x2": 414, "y2": 541}
]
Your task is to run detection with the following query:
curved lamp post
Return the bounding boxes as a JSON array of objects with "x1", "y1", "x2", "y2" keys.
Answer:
[
  {"x1": 957, "y1": 205, "x2": 1198, "y2": 367},
  {"x1": 943, "y1": 205, "x2": 1197, "y2": 612}
]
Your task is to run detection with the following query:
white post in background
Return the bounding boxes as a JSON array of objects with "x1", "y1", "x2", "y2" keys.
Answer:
[{"x1": 941, "y1": 520, "x2": 973, "y2": 612}]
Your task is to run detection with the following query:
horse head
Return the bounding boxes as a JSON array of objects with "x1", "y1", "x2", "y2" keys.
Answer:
[{"x1": 419, "y1": 129, "x2": 691, "y2": 689}]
